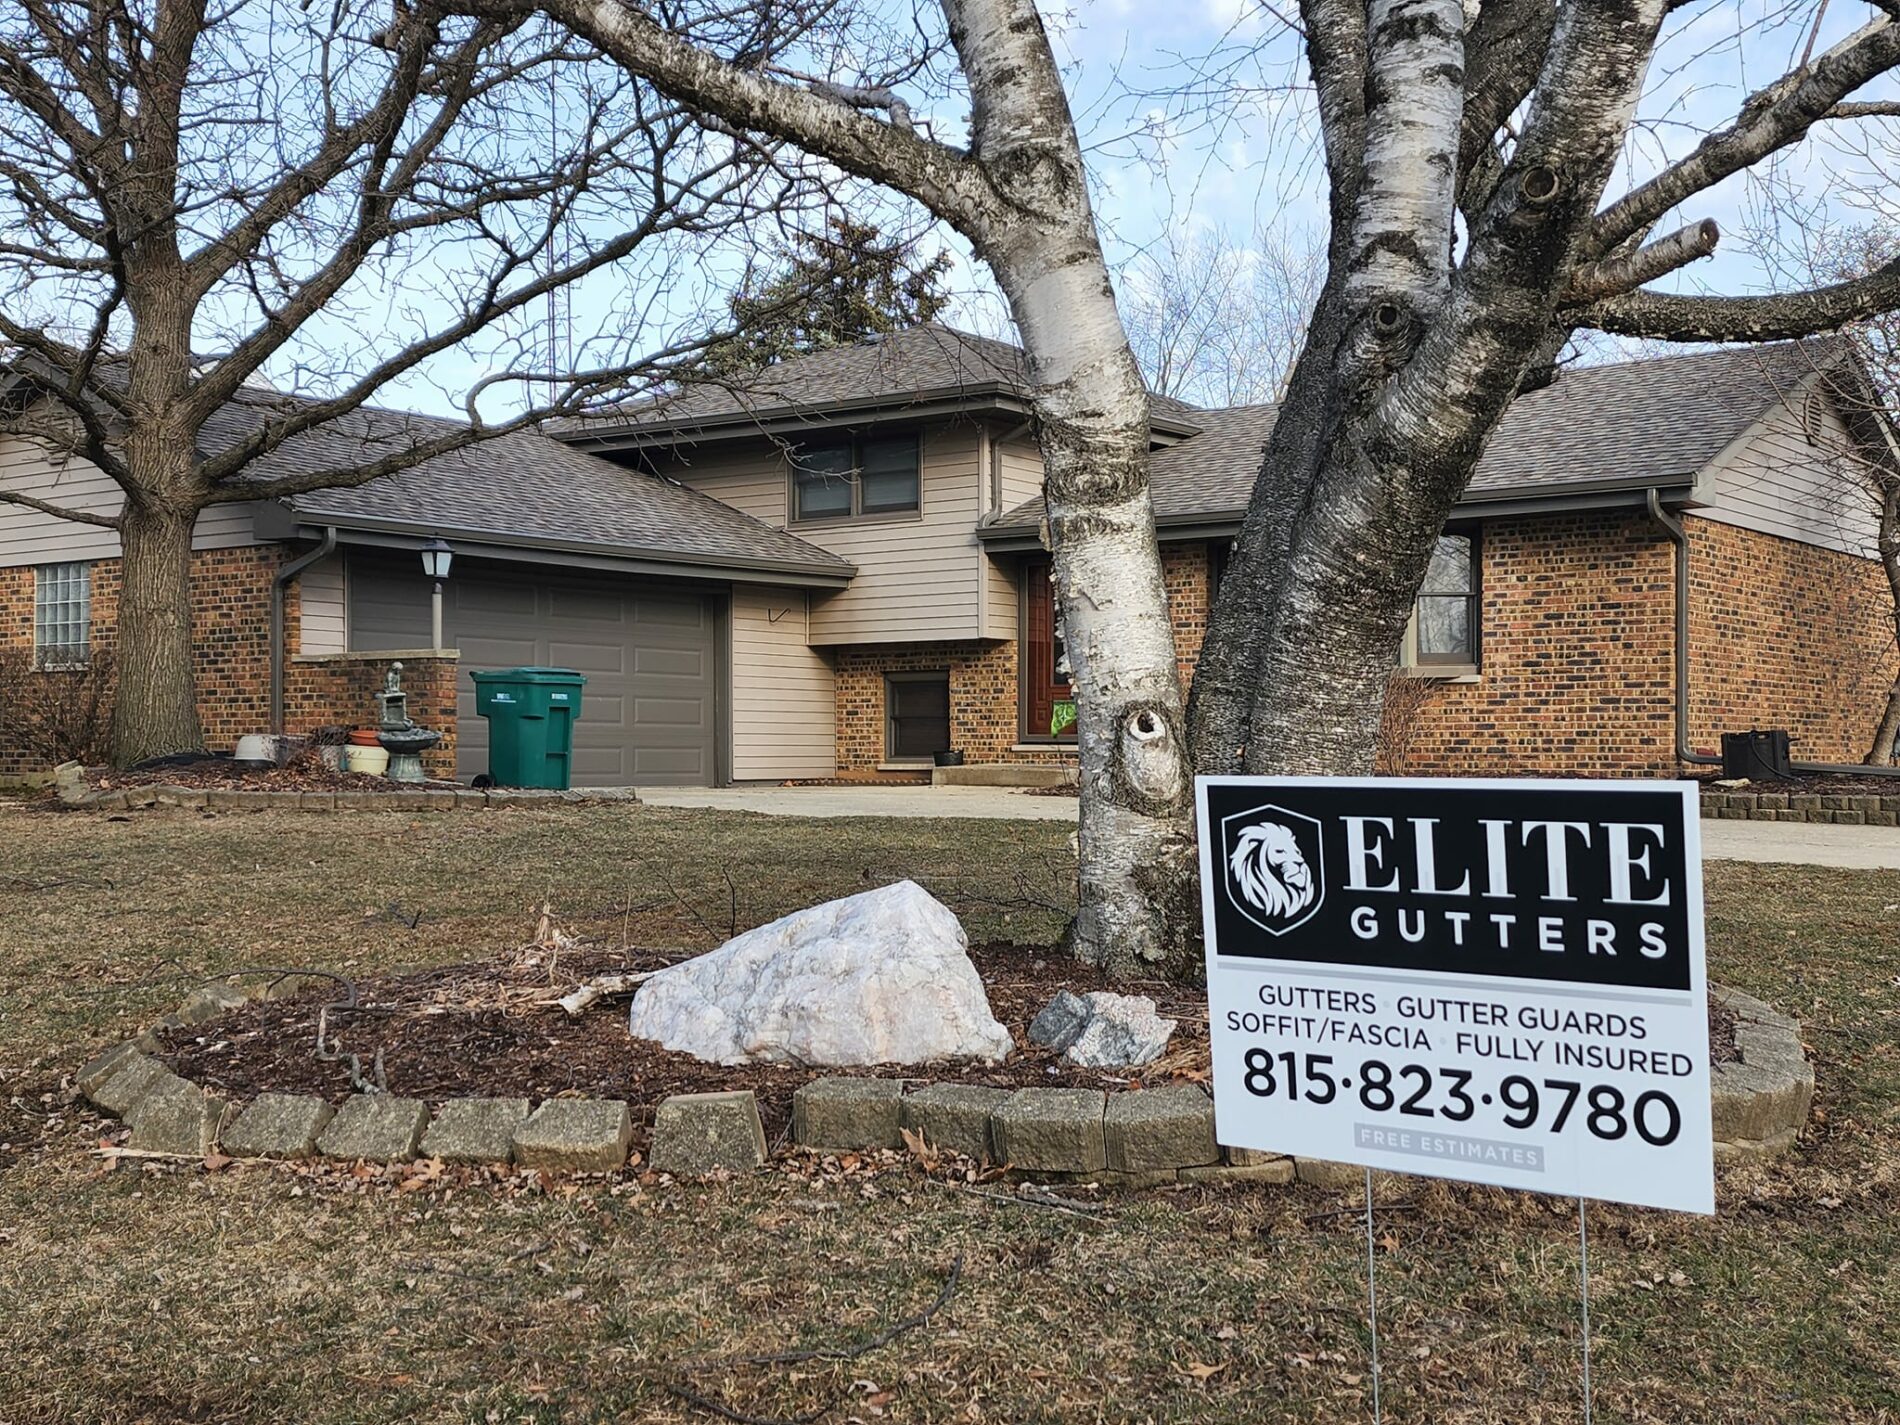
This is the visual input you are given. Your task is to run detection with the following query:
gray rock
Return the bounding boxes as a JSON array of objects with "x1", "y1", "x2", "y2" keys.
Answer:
[
  {"x1": 128, "y1": 1077, "x2": 233, "y2": 1156},
  {"x1": 512, "y1": 1099, "x2": 632, "y2": 1172},
  {"x1": 90, "y1": 1054, "x2": 176, "y2": 1116},
  {"x1": 900, "y1": 1083, "x2": 1009, "y2": 1163},
  {"x1": 175, "y1": 982, "x2": 250, "y2": 1025},
  {"x1": 792, "y1": 1078, "x2": 904, "y2": 1151},
  {"x1": 650, "y1": 1090, "x2": 767, "y2": 1176},
  {"x1": 627, "y1": 881, "x2": 1012, "y2": 1067},
  {"x1": 422, "y1": 1098, "x2": 531, "y2": 1164},
  {"x1": 1105, "y1": 1085, "x2": 1218, "y2": 1172},
  {"x1": 317, "y1": 1095, "x2": 431, "y2": 1161},
  {"x1": 1028, "y1": 990, "x2": 1176, "y2": 1068},
  {"x1": 76, "y1": 1042, "x2": 144, "y2": 1098},
  {"x1": 991, "y1": 1089, "x2": 1107, "y2": 1173},
  {"x1": 224, "y1": 1094, "x2": 335, "y2": 1159},
  {"x1": 1027, "y1": 990, "x2": 1092, "y2": 1051}
]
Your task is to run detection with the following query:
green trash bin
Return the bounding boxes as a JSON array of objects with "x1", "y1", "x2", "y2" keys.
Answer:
[{"x1": 469, "y1": 667, "x2": 586, "y2": 789}]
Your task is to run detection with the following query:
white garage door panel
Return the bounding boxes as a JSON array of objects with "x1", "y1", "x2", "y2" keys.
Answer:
[{"x1": 347, "y1": 557, "x2": 719, "y2": 787}]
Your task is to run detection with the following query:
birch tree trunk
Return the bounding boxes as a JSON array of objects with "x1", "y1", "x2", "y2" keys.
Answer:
[{"x1": 508, "y1": 0, "x2": 1196, "y2": 976}]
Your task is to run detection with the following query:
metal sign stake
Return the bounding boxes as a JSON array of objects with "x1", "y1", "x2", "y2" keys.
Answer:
[
  {"x1": 1365, "y1": 1166, "x2": 1382, "y2": 1424},
  {"x1": 1578, "y1": 1196, "x2": 1594, "y2": 1425}
]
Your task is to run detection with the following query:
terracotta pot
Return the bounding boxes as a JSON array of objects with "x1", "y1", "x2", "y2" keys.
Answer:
[
  {"x1": 345, "y1": 745, "x2": 390, "y2": 776},
  {"x1": 347, "y1": 729, "x2": 382, "y2": 747}
]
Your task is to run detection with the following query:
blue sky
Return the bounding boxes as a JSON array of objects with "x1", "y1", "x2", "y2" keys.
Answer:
[{"x1": 369, "y1": 0, "x2": 1900, "y2": 416}]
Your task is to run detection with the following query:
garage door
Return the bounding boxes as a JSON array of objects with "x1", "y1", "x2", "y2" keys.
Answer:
[{"x1": 346, "y1": 557, "x2": 720, "y2": 786}]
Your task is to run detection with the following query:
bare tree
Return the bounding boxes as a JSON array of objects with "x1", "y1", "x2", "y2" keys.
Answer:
[
  {"x1": 438, "y1": 0, "x2": 1900, "y2": 976},
  {"x1": 1120, "y1": 222, "x2": 1323, "y2": 406},
  {"x1": 0, "y1": 0, "x2": 819, "y2": 766}
]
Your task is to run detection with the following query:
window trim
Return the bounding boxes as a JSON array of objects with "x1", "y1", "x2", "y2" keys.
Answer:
[
  {"x1": 884, "y1": 668, "x2": 951, "y2": 763},
  {"x1": 33, "y1": 560, "x2": 92, "y2": 671},
  {"x1": 1400, "y1": 529, "x2": 1481, "y2": 675},
  {"x1": 787, "y1": 430, "x2": 923, "y2": 526}
]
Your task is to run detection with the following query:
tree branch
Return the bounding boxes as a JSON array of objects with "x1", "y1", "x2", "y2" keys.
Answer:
[
  {"x1": 1591, "y1": 19, "x2": 1900, "y2": 255},
  {"x1": 0, "y1": 485, "x2": 120, "y2": 529},
  {"x1": 1581, "y1": 259, "x2": 1900, "y2": 341},
  {"x1": 1564, "y1": 217, "x2": 1720, "y2": 301},
  {"x1": 440, "y1": 0, "x2": 996, "y2": 231}
]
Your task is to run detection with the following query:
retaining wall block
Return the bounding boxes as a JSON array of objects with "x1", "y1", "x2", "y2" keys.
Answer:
[
  {"x1": 990, "y1": 1088, "x2": 1107, "y2": 1173},
  {"x1": 650, "y1": 1090, "x2": 767, "y2": 1176},
  {"x1": 792, "y1": 1077, "x2": 904, "y2": 1152}
]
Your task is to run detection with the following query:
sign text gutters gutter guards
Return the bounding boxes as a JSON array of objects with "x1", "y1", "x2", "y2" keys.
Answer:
[{"x1": 1196, "y1": 777, "x2": 1714, "y2": 1214}]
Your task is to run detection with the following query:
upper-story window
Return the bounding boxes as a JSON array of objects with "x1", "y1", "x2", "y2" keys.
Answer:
[
  {"x1": 1403, "y1": 532, "x2": 1479, "y2": 670},
  {"x1": 791, "y1": 432, "x2": 921, "y2": 522},
  {"x1": 34, "y1": 561, "x2": 92, "y2": 669}
]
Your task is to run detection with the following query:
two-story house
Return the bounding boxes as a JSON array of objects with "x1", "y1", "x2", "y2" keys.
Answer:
[{"x1": 2, "y1": 325, "x2": 1893, "y2": 783}]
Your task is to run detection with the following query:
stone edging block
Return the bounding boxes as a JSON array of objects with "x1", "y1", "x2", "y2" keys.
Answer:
[
  {"x1": 991, "y1": 1088, "x2": 1107, "y2": 1173},
  {"x1": 225, "y1": 1094, "x2": 336, "y2": 1160},
  {"x1": 1700, "y1": 788, "x2": 1900, "y2": 826},
  {"x1": 650, "y1": 1090, "x2": 767, "y2": 1177},
  {"x1": 792, "y1": 1077, "x2": 904, "y2": 1151},
  {"x1": 900, "y1": 1083, "x2": 1009, "y2": 1163},
  {"x1": 1104, "y1": 1084, "x2": 1218, "y2": 1173},
  {"x1": 512, "y1": 1099, "x2": 632, "y2": 1172},
  {"x1": 1710, "y1": 985, "x2": 1813, "y2": 1159},
  {"x1": 317, "y1": 1095, "x2": 431, "y2": 1162},
  {"x1": 423, "y1": 1098, "x2": 532, "y2": 1164}
]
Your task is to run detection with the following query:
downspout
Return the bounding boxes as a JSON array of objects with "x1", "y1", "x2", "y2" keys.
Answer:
[
  {"x1": 1646, "y1": 490, "x2": 1722, "y2": 768},
  {"x1": 270, "y1": 527, "x2": 337, "y2": 736},
  {"x1": 1647, "y1": 489, "x2": 1900, "y2": 778}
]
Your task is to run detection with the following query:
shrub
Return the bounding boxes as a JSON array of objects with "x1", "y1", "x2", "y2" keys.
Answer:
[{"x1": 0, "y1": 647, "x2": 117, "y2": 766}]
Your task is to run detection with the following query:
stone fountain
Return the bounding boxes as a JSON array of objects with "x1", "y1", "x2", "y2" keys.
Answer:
[{"x1": 374, "y1": 662, "x2": 442, "y2": 783}]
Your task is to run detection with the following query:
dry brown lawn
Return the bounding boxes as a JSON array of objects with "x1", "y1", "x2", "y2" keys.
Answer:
[{"x1": 0, "y1": 798, "x2": 1896, "y2": 1424}]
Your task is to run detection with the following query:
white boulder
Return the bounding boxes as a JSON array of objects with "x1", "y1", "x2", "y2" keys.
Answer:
[{"x1": 627, "y1": 880, "x2": 1013, "y2": 1066}]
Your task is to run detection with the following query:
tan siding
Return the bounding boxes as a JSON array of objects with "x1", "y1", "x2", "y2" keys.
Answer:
[
  {"x1": 0, "y1": 435, "x2": 258, "y2": 568},
  {"x1": 1695, "y1": 387, "x2": 1880, "y2": 558},
  {"x1": 995, "y1": 435, "x2": 1046, "y2": 515},
  {"x1": 296, "y1": 554, "x2": 347, "y2": 655},
  {"x1": 730, "y1": 585, "x2": 836, "y2": 779},
  {"x1": 660, "y1": 422, "x2": 989, "y2": 644}
]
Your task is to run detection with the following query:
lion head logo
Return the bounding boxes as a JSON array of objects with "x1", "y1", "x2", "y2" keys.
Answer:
[{"x1": 1220, "y1": 806, "x2": 1325, "y2": 936}]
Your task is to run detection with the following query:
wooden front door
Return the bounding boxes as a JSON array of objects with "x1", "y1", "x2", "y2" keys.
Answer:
[{"x1": 1022, "y1": 560, "x2": 1074, "y2": 740}]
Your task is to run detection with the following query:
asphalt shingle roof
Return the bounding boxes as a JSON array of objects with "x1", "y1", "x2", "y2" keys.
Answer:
[
  {"x1": 194, "y1": 393, "x2": 851, "y2": 576},
  {"x1": 562, "y1": 322, "x2": 1204, "y2": 435},
  {"x1": 994, "y1": 339, "x2": 1846, "y2": 529}
]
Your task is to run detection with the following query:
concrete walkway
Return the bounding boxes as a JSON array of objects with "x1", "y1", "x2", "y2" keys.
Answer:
[
  {"x1": 639, "y1": 784, "x2": 1900, "y2": 868},
  {"x1": 639, "y1": 784, "x2": 1077, "y2": 820}
]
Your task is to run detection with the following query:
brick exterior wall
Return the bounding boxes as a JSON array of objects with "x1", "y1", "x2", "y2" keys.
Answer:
[
  {"x1": 0, "y1": 545, "x2": 458, "y2": 780},
  {"x1": 1398, "y1": 512, "x2": 1680, "y2": 775},
  {"x1": 286, "y1": 654, "x2": 459, "y2": 779},
  {"x1": 1684, "y1": 515, "x2": 1895, "y2": 765}
]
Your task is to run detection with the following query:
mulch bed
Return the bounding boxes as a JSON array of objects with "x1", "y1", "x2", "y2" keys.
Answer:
[
  {"x1": 85, "y1": 755, "x2": 458, "y2": 792},
  {"x1": 156, "y1": 944, "x2": 1210, "y2": 1156},
  {"x1": 1691, "y1": 770, "x2": 1900, "y2": 796},
  {"x1": 154, "y1": 940, "x2": 1740, "y2": 1160}
]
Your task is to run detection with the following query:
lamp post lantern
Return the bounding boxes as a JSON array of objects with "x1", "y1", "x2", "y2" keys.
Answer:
[{"x1": 421, "y1": 538, "x2": 453, "y2": 649}]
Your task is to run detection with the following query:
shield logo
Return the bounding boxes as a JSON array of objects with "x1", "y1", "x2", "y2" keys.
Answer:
[{"x1": 1220, "y1": 805, "x2": 1326, "y2": 936}]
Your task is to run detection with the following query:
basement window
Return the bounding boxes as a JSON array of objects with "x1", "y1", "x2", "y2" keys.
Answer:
[
  {"x1": 886, "y1": 671, "x2": 950, "y2": 762},
  {"x1": 33, "y1": 561, "x2": 91, "y2": 670}
]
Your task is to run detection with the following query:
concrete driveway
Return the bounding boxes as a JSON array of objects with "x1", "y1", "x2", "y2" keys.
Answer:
[{"x1": 639, "y1": 785, "x2": 1900, "y2": 869}]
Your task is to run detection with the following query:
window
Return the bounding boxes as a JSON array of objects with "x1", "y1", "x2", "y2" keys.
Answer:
[
  {"x1": 886, "y1": 672, "x2": 950, "y2": 761},
  {"x1": 1020, "y1": 558, "x2": 1075, "y2": 741},
  {"x1": 791, "y1": 432, "x2": 920, "y2": 521},
  {"x1": 1406, "y1": 533, "x2": 1479, "y2": 669},
  {"x1": 34, "y1": 561, "x2": 91, "y2": 669}
]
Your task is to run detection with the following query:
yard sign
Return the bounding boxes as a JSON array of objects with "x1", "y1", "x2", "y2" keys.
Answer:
[{"x1": 1196, "y1": 777, "x2": 1713, "y2": 1214}]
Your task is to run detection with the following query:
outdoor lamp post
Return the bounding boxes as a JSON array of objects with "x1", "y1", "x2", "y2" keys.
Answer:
[{"x1": 421, "y1": 538, "x2": 453, "y2": 648}]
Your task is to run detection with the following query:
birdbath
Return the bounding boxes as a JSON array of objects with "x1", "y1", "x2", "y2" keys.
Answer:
[{"x1": 374, "y1": 662, "x2": 442, "y2": 783}]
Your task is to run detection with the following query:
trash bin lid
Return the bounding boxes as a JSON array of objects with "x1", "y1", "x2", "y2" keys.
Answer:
[{"x1": 470, "y1": 666, "x2": 586, "y2": 682}]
